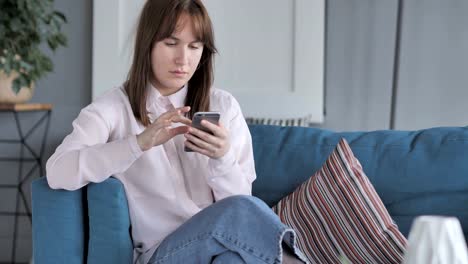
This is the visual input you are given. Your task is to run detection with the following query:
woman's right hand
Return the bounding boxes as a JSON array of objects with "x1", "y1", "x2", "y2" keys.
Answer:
[{"x1": 136, "y1": 106, "x2": 192, "y2": 151}]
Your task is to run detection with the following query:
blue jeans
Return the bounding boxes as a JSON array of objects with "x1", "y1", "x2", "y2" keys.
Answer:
[{"x1": 148, "y1": 195, "x2": 307, "y2": 264}]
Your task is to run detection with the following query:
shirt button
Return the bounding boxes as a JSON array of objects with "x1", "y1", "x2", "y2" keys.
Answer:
[{"x1": 165, "y1": 104, "x2": 174, "y2": 111}]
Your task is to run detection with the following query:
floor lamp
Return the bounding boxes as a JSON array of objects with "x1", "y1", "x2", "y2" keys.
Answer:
[{"x1": 390, "y1": 0, "x2": 403, "y2": 130}]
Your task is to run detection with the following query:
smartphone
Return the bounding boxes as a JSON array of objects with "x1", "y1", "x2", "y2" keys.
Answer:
[{"x1": 184, "y1": 112, "x2": 221, "y2": 152}]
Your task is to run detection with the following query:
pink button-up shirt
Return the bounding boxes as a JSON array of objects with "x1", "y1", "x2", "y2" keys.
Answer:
[{"x1": 46, "y1": 85, "x2": 257, "y2": 264}]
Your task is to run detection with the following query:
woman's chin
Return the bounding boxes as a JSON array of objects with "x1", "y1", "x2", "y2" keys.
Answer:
[
  {"x1": 168, "y1": 80, "x2": 188, "y2": 89},
  {"x1": 156, "y1": 81, "x2": 188, "y2": 94}
]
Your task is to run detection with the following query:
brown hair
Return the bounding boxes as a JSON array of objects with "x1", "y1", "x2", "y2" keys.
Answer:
[{"x1": 124, "y1": 0, "x2": 217, "y2": 126}]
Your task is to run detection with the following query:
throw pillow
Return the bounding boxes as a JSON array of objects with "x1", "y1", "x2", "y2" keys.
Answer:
[{"x1": 273, "y1": 138, "x2": 407, "y2": 263}]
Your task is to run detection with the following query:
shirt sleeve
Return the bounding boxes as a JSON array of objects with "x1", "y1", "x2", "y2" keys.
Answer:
[
  {"x1": 207, "y1": 96, "x2": 257, "y2": 201},
  {"x1": 46, "y1": 101, "x2": 143, "y2": 191}
]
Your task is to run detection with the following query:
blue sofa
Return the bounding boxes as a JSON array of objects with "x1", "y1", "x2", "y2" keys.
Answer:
[{"x1": 32, "y1": 125, "x2": 468, "y2": 264}]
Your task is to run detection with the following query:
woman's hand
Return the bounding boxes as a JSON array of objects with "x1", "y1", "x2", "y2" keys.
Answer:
[
  {"x1": 184, "y1": 120, "x2": 230, "y2": 159},
  {"x1": 136, "y1": 106, "x2": 192, "y2": 151}
]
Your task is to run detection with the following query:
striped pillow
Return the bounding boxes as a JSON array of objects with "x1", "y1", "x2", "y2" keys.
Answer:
[{"x1": 273, "y1": 138, "x2": 407, "y2": 263}]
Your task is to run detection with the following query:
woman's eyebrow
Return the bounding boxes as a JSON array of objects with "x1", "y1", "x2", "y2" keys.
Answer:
[{"x1": 168, "y1": 36, "x2": 202, "y2": 44}]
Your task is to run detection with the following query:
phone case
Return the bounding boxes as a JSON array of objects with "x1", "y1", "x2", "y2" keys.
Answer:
[{"x1": 184, "y1": 112, "x2": 220, "y2": 152}]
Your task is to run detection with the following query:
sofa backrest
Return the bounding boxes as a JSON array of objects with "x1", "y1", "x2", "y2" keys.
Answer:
[
  {"x1": 32, "y1": 178, "x2": 86, "y2": 264},
  {"x1": 249, "y1": 125, "x2": 468, "y2": 239}
]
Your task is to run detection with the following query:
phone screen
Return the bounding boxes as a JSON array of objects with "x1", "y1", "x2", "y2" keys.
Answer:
[{"x1": 184, "y1": 112, "x2": 220, "y2": 152}]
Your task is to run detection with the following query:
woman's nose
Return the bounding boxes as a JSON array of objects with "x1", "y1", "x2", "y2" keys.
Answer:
[{"x1": 175, "y1": 47, "x2": 189, "y2": 65}]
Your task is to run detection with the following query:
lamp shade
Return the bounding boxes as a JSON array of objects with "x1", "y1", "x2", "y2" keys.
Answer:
[{"x1": 403, "y1": 216, "x2": 468, "y2": 264}]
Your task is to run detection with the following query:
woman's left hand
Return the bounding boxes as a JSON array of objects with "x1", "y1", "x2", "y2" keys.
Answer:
[{"x1": 184, "y1": 120, "x2": 230, "y2": 159}]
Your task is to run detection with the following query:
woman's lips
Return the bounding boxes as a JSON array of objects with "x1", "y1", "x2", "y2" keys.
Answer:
[{"x1": 170, "y1": 70, "x2": 188, "y2": 77}]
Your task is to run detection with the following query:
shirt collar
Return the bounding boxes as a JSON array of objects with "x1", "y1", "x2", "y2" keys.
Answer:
[
  {"x1": 167, "y1": 85, "x2": 187, "y2": 109},
  {"x1": 146, "y1": 83, "x2": 188, "y2": 111}
]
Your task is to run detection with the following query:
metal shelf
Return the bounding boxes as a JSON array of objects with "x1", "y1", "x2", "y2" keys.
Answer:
[{"x1": 0, "y1": 106, "x2": 52, "y2": 263}]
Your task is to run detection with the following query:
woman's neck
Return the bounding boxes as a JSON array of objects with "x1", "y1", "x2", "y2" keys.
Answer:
[{"x1": 150, "y1": 80, "x2": 184, "y2": 96}]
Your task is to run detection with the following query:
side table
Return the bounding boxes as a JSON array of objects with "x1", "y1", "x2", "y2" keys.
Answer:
[{"x1": 0, "y1": 103, "x2": 52, "y2": 264}]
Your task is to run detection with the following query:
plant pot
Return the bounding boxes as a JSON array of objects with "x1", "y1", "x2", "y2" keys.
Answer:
[{"x1": 0, "y1": 70, "x2": 35, "y2": 104}]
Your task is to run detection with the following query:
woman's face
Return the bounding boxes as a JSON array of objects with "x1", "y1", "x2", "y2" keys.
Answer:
[{"x1": 151, "y1": 13, "x2": 204, "y2": 95}]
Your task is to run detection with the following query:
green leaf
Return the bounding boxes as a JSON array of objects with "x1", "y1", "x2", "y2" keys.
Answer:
[
  {"x1": 17, "y1": 0, "x2": 26, "y2": 11},
  {"x1": 56, "y1": 33, "x2": 67, "y2": 46},
  {"x1": 19, "y1": 61, "x2": 32, "y2": 71},
  {"x1": 11, "y1": 59, "x2": 20, "y2": 71},
  {"x1": 51, "y1": 17, "x2": 60, "y2": 32},
  {"x1": 1, "y1": 0, "x2": 68, "y2": 84},
  {"x1": 0, "y1": 24, "x2": 5, "y2": 39},
  {"x1": 47, "y1": 36, "x2": 58, "y2": 51},
  {"x1": 4, "y1": 59, "x2": 11, "y2": 74},
  {"x1": 10, "y1": 18, "x2": 22, "y2": 32},
  {"x1": 20, "y1": 75, "x2": 29, "y2": 87},
  {"x1": 12, "y1": 79, "x2": 21, "y2": 94},
  {"x1": 43, "y1": 57, "x2": 53, "y2": 72},
  {"x1": 53, "y1": 11, "x2": 67, "y2": 23}
]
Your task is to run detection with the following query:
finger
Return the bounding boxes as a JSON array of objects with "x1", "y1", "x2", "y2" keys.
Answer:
[
  {"x1": 184, "y1": 140, "x2": 213, "y2": 157},
  {"x1": 150, "y1": 119, "x2": 171, "y2": 130},
  {"x1": 177, "y1": 106, "x2": 191, "y2": 113},
  {"x1": 188, "y1": 127, "x2": 218, "y2": 144},
  {"x1": 159, "y1": 106, "x2": 190, "y2": 120},
  {"x1": 152, "y1": 112, "x2": 185, "y2": 129},
  {"x1": 169, "y1": 106, "x2": 191, "y2": 115},
  {"x1": 184, "y1": 132, "x2": 219, "y2": 150},
  {"x1": 200, "y1": 120, "x2": 226, "y2": 138},
  {"x1": 166, "y1": 107, "x2": 193, "y2": 124},
  {"x1": 165, "y1": 110, "x2": 184, "y2": 121},
  {"x1": 169, "y1": 126, "x2": 190, "y2": 136},
  {"x1": 172, "y1": 115, "x2": 192, "y2": 126}
]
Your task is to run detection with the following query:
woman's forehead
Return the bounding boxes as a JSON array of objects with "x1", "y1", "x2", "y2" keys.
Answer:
[{"x1": 171, "y1": 13, "x2": 203, "y2": 41}]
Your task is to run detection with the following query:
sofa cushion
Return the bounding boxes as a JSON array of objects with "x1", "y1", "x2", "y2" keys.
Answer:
[
  {"x1": 249, "y1": 125, "x2": 468, "y2": 241},
  {"x1": 273, "y1": 138, "x2": 407, "y2": 263},
  {"x1": 87, "y1": 177, "x2": 133, "y2": 264},
  {"x1": 32, "y1": 178, "x2": 85, "y2": 264}
]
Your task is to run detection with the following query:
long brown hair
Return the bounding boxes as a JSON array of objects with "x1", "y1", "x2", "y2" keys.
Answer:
[{"x1": 125, "y1": 0, "x2": 217, "y2": 126}]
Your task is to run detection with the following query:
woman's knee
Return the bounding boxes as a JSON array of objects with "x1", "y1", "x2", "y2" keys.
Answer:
[
  {"x1": 219, "y1": 195, "x2": 266, "y2": 211},
  {"x1": 203, "y1": 195, "x2": 275, "y2": 228},
  {"x1": 211, "y1": 250, "x2": 245, "y2": 264}
]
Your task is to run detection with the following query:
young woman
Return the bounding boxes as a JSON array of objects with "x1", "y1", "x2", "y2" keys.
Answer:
[{"x1": 46, "y1": 0, "x2": 306, "y2": 263}]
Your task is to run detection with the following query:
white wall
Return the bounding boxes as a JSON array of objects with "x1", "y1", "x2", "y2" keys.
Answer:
[
  {"x1": 92, "y1": 0, "x2": 325, "y2": 123},
  {"x1": 395, "y1": 0, "x2": 468, "y2": 129},
  {"x1": 203, "y1": 0, "x2": 324, "y2": 122}
]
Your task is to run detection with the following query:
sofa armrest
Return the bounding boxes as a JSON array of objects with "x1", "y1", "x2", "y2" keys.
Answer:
[
  {"x1": 87, "y1": 177, "x2": 133, "y2": 264},
  {"x1": 31, "y1": 178, "x2": 85, "y2": 264}
]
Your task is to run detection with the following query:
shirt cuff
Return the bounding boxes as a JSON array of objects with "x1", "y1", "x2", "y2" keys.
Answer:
[
  {"x1": 128, "y1": 135, "x2": 144, "y2": 159},
  {"x1": 208, "y1": 147, "x2": 237, "y2": 178}
]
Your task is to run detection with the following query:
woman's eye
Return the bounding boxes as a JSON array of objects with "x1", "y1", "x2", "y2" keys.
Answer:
[
  {"x1": 190, "y1": 45, "x2": 202, "y2": 50},
  {"x1": 165, "y1": 42, "x2": 176, "y2": 46}
]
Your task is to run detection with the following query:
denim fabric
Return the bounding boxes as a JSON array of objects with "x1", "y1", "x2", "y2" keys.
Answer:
[{"x1": 148, "y1": 195, "x2": 308, "y2": 264}]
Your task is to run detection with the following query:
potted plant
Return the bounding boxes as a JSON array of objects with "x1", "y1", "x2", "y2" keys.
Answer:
[{"x1": 0, "y1": 0, "x2": 67, "y2": 103}]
